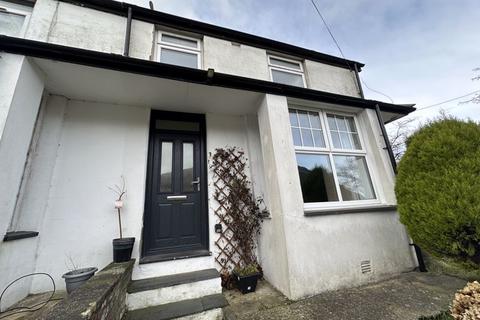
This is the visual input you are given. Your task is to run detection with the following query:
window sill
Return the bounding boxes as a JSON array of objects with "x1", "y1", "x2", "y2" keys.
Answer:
[
  {"x1": 304, "y1": 204, "x2": 397, "y2": 217},
  {"x1": 3, "y1": 231, "x2": 39, "y2": 242}
]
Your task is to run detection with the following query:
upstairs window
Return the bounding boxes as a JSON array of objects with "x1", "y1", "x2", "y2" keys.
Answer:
[
  {"x1": 157, "y1": 32, "x2": 201, "y2": 69},
  {"x1": 268, "y1": 55, "x2": 306, "y2": 87},
  {"x1": 289, "y1": 108, "x2": 376, "y2": 205},
  {"x1": 0, "y1": 5, "x2": 29, "y2": 37}
]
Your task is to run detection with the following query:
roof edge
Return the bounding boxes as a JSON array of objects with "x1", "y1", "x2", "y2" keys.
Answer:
[
  {"x1": 56, "y1": 0, "x2": 365, "y2": 71},
  {"x1": 0, "y1": 36, "x2": 414, "y2": 116},
  {"x1": 2, "y1": 0, "x2": 35, "y2": 7}
]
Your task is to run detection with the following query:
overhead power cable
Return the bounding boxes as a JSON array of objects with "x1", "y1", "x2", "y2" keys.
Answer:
[
  {"x1": 308, "y1": 0, "x2": 394, "y2": 103},
  {"x1": 309, "y1": 0, "x2": 347, "y2": 62},
  {"x1": 416, "y1": 90, "x2": 480, "y2": 111},
  {"x1": 359, "y1": 78, "x2": 394, "y2": 103}
]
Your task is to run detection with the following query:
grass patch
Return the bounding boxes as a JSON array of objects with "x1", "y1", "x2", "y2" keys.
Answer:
[
  {"x1": 424, "y1": 252, "x2": 480, "y2": 281},
  {"x1": 418, "y1": 311, "x2": 453, "y2": 320}
]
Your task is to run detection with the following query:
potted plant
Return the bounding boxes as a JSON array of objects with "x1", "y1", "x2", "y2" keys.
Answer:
[
  {"x1": 109, "y1": 177, "x2": 135, "y2": 263},
  {"x1": 62, "y1": 257, "x2": 98, "y2": 294},
  {"x1": 233, "y1": 264, "x2": 261, "y2": 294}
]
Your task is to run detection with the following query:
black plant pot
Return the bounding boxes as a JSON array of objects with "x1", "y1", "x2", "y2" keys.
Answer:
[
  {"x1": 62, "y1": 267, "x2": 98, "y2": 294},
  {"x1": 234, "y1": 272, "x2": 260, "y2": 294},
  {"x1": 112, "y1": 237, "x2": 135, "y2": 263}
]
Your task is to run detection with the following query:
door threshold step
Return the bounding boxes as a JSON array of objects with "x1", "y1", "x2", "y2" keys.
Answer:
[
  {"x1": 128, "y1": 268, "x2": 220, "y2": 294},
  {"x1": 139, "y1": 250, "x2": 211, "y2": 264},
  {"x1": 125, "y1": 294, "x2": 228, "y2": 320}
]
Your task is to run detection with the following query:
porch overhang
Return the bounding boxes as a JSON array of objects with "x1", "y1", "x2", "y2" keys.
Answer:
[{"x1": 0, "y1": 36, "x2": 415, "y2": 121}]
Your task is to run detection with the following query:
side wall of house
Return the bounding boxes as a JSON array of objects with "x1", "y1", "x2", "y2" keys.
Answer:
[
  {"x1": 24, "y1": 0, "x2": 360, "y2": 97},
  {"x1": 0, "y1": 55, "x2": 45, "y2": 310}
]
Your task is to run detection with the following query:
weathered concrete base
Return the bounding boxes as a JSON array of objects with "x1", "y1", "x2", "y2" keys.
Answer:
[
  {"x1": 0, "y1": 291, "x2": 66, "y2": 320},
  {"x1": 225, "y1": 273, "x2": 467, "y2": 320}
]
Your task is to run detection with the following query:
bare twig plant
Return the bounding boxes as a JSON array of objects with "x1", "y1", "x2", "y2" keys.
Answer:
[
  {"x1": 461, "y1": 68, "x2": 480, "y2": 104},
  {"x1": 387, "y1": 117, "x2": 416, "y2": 161},
  {"x1": 108, "y1": 176, "x2": 126, "y2": 239}
]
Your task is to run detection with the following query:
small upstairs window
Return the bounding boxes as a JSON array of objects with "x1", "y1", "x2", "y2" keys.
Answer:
[
  {"x1": 157, "y1": 31, "x2": 201, "y2": 69},
  {"x1": 268, "y1": 55, "x2": 306, "y2": 87},
  {"x1": 0, "y1": 5, "x2": 30, "y2": 37}
]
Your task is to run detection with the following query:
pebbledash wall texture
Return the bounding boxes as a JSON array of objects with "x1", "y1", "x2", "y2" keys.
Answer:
[{"x1": 0, "y1": 0, "x2": 418, "y2": 310}]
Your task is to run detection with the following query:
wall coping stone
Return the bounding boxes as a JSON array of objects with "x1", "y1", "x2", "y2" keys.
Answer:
[{"x1": 43, "y1": 260, "x2": 135, "y2": 320}]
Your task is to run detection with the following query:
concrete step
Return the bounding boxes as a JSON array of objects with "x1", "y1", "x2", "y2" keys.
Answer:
[
  {"x1": 125, "y1": 294, "x2": 227, "y2": 320},
  {"x1": 127, "y1": 268, "x2": 222, "y2": 311},
  {"x1": 132, "y1": 255, "x2": 216, "y2": 280}
]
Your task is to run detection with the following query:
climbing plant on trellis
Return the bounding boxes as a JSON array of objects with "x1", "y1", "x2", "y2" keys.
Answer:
[{"x1": 210, "y1": 147, "x2": 266, "y2": 285}]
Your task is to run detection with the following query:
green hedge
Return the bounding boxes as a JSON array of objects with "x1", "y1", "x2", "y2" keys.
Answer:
[
  {"x1": 396, "y1": 118, "x2": 480, "y2": 265},
  {"x1": 418, "y1": 311, "x2": 452, "y2": 320}
]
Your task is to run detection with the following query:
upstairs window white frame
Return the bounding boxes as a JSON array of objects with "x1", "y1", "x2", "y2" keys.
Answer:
[
  {"x1": 156, "y1": 31, "x2": 202, "y2": 69},
  {"x1": 0, "y1": 3, "x2": 31, "y2": 37},
  {"x1": 289, "y1": 106, "x2": 380, "y2": 210},
  {"x1": 268, "y1": 55, "x2": 306, "y2": 88}
]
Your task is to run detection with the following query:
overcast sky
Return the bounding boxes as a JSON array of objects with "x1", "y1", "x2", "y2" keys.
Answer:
[{"x1": 126, "y1": 0, "x2": 480, "y2": 125}]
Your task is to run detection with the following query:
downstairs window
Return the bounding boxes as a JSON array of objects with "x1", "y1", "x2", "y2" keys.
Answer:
[{"x1": 289, "y1": 108, "x2": 376, "y2": 205}]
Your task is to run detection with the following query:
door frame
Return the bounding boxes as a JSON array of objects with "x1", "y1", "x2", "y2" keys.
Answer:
[{"x1": 140, "y1": 110, "x2": 209, "y2": 263}]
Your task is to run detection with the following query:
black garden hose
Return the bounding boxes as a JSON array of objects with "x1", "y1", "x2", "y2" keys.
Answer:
[{"x1": 0, "y1": 273, "x2": 56, "y2": 319}]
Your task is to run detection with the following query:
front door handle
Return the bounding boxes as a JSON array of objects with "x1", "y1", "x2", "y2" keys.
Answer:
[
  {"x1": 191, "y1": 177, "x2": 200, "y2": 191},
  {"x1": 166, "y1": 195, "x2": 187, "y2": 201}
]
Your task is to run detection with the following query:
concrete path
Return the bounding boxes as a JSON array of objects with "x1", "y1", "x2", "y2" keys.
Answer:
[{"x1": 224, "y1": 272, "x2": 467, "y2": 320}]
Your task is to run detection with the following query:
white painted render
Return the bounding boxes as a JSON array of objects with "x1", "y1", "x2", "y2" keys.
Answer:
[
  {"x1": 304, "y1": 60, "x2": 361, "y2": 97},
  {"x1": 256, "y1": 95, "x2": 294, "y2": 297},
  {"x1": 255, "y1": 94, "x2": 416, "y2": 299},
  {"x1": 21, "y1": 0, "x2": 359, "y2": 95},
  {"x1": 202, "y1": 36, "x2": 270, "y2": 81},
  {"x1": 25, "y1": 98, "x2": 151, "y2": 293},
  {"x1": 0, "y1": 55, "x2": 45, "y2": 310}
]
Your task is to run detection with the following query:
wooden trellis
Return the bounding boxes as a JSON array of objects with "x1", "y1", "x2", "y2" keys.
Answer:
[{"x1": 210, "y1": 147, "x2": 258, "y2": 277}]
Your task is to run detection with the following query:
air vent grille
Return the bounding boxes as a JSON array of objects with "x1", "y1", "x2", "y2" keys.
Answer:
[{"x1": 361, "y1": 260, "x2": 372, "y2": 274}]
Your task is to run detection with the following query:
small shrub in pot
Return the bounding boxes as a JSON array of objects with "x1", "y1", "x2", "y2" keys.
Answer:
[{"x1": 233, "y1": 264, "x2": 261, "y2": 294}]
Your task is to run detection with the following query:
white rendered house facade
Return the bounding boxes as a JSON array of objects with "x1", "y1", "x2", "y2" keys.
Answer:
[{"x1": 0, "y1": 0, "x2": 418, "y2": 311}]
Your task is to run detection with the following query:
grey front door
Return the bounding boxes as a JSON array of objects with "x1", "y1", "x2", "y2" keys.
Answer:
[{"x1": 142, "y1": 111, "x2": 208, "y2": 261}]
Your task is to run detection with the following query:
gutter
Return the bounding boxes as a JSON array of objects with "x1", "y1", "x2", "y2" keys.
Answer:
[
  {"x1": 57, "y1": 0, "x2": 364, "y2": 71},
  {"x1": 354, "y1": 64, "x2": 365, "y2": 98},
  {"x1": 374, "y1": 104, "x2": 398, "y2": 174},
  {"x1": 123, "y1": 6, "x2": 132, "y2": 56},
  {"x1": 0, "y1": 35, "x2": 415, "y2": 116}
]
